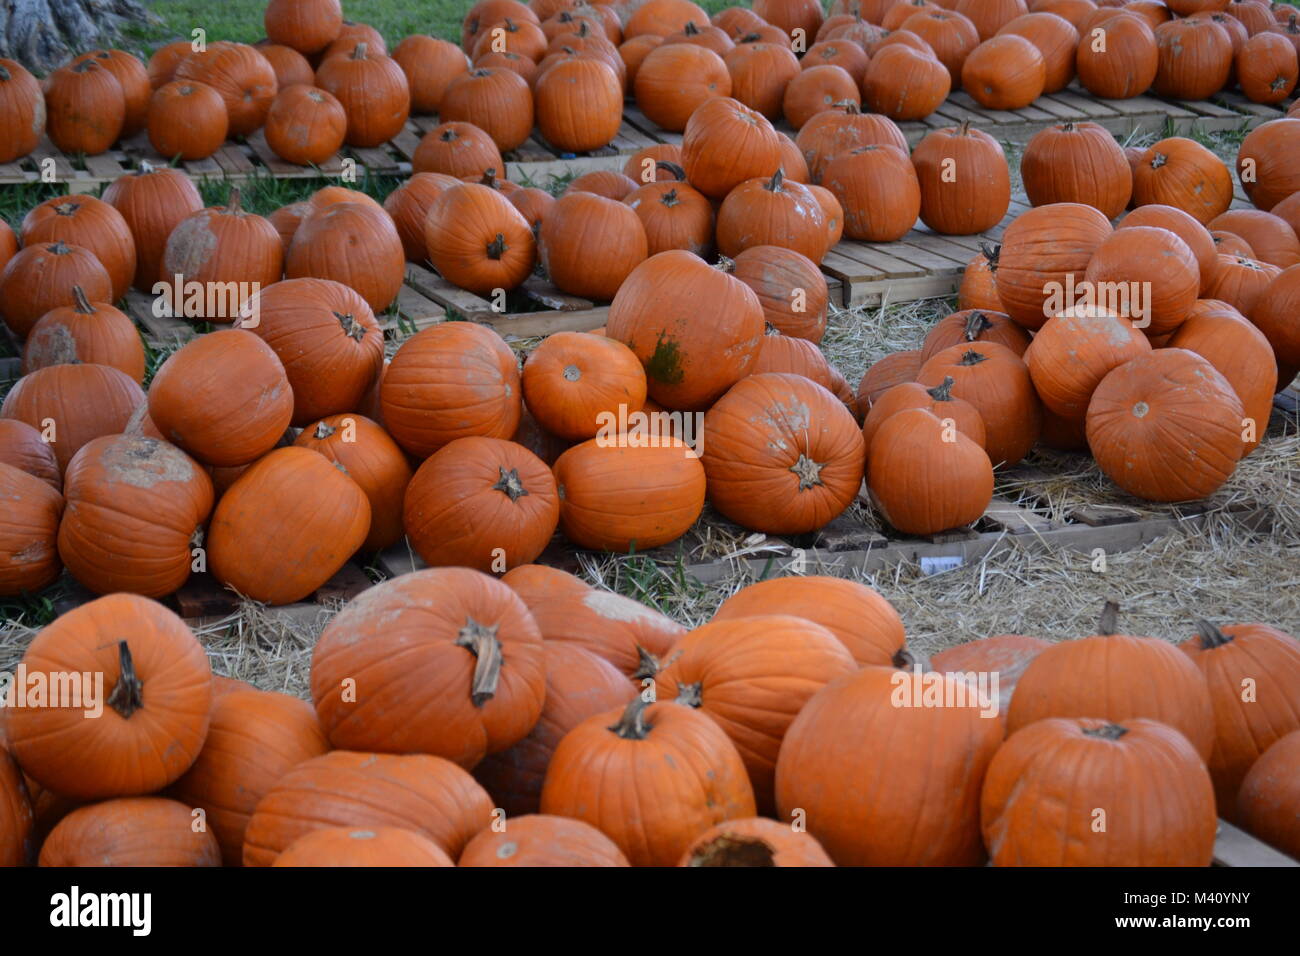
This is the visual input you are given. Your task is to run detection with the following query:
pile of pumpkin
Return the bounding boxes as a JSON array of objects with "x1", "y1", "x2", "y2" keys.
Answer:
[{"x1": 2, "y1": 571, "x2": 1298, "y2": 866}]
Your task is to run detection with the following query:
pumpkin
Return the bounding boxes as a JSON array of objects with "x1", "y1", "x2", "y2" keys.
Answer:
[
  {"x1": 242, "y1": 750, "x2": 494, "y2": 865},
  {"x1": 680, "y1": 97, "x2": 782, "y2": 200},
  {"x1": 857, "y1": 349, "x2": 924, "y2": 407},
  {"x1": 320, "y1": 21, "x2": 388, "y2": 60},
  {"x1": 0, "y1": 241, "x2": 113, "y2": 340},
  {"x1": 1212, "y1": 229, "x2": 1256, "y2": 258},
  {"x1": 931, "y1": 633, "x2": 1051, "y2": 724},
  {"x1": 1237, "y1": 31, "x2": 1299, "y2": 101},
  {"x1": 57, "y1": 435, "x2": 212, "y2": 598},
  {"x1": 1228, "y1": 0, "x2": 1276, "y2": 33},
  {"x1": 0, "y1": 419, "x2": 61, "y2": 491},
  {"x1": 634, "y1": 43, "x2": 731, "y2": 131},
  {"x1": 146, "y1": 41, "x2": 193, "y2": 89},
  {"x1": 1206, "y1": 253, "x2": 1281, "y2": 316},
  {"x1": 563, "y1": 169, "x2": 639, "y2": 200},
  {"x1": 540, "y1": 696, "x2": 755, "y2": 867},
  {"x1": 20, "y1": 194, "x2": 136, "y2": 304},
  {"x1": 265, "y1": 0, "x2": 344, "y2": 54},
  {"x1": 272, "y1": 826, "x2": 454, "y2": 867},
  {"x1": 22, "y1": 287, "x2": 145, "y2": 382},
  {"x1": 729, "y1": 246, "x2": 830, "y2": 343},
  {"x1": 1120, "y1": 204, "x2": 1218, "y2": 293},
  {"x1": 821, "y1": 16, "x2": 887, "y2": 49},
  {"x1": 794, "y1": 105, "x2": 909, "y2": 184},
  {"x1": 912, "y1": 121, "x2": 1011, "y2": 235},
  {"x1": 1074, "y1": 11, "x2": 1158, "y2": 98},
  {"x1": 424, "y1": 183, "x2": 536, "y2": 297},
  {"x1": 240, "y1": 277, "x2": 383, "y2": 426},
  {"x1": 44, "y1": 58, "x2": 124, "y2": 155},
  {"x1": 1177, "y1": 621, "x2": 1300, "y2": 819},
  {"x1": 0, "y1": 59, "x2": 44, "y2": 163},
  {"x1": 470, "y1": 15, "x2": 549, "y2": 60},
  {"x1": 460, "y1": 814, "x2": 629, "y2": 866},
  {"x1": 71, "y1": 49, "x2": 149, "y2": 137},
  {"x1": 310, "y1": 568, "x2": 544, "y2": 766},
  {"x1": 0, "y1": 745, "x2": 33, "y2": 866},
  {"x1": 655, "y1": 615, "x2": 856, "y2": 813},
  {"x1": 522, "y1": 331, "x2": 647, "y2": 441},
  {"x1": 1087, "y1": 348, "x2": 1245, "y2": 501},
  {"x1": 917, "y1": 342, "x2": 1042, "y2": 466},
  {"x1": 780, "y1": 65, "x2": 859, "y2": 130},
  {"x1": 148, "y1": 329, "x2": 293, "y2": 467},
  {"x1": 862, "y1": 377, "x2": 987, "y2": 453},
  {"x1": 286, "y1": 201, "x2": 405, "y2": 312},
  {"x1": 548, "y1": 7, "x2": 622, "y2": 45},
  {"x1": 0, "y1": 463, "x2": 63, "y2": 596},
  {"x1": 539, "y1": 192, "x2": 649, "y2": 300},
  {"x1": 1020, "y1": 121, "x2": 1131, "y2": 219},
  {"x1": 626, "y1": 0, "x2": 711, "y2": 38},
  {"x1": 997, "y1": 11, "x2": 1079, "y2": 91},
  {"x1": 822, "y1": 145, "x2": 920, "y2": 243},
  {"x1": 1237, "y1": 119, "x2": 1300, "y2": 211},
  {"x1": 1253, "y1": 264, "x2": 1300, "y2": 370},
  {"x1": 263, "y1": 85, "x2": 347, "y2": 166},
  {"x1": 623, "y1": 143, "x2": 683, "y2": 184},
  {"x1": 1, "y1": 363, "x2": 143, "y2": 472},
  {"x1": 982, "y1": 717, "x2": 1217, "y2": 865},
  {"x1": 1083, "y1": 226, "x2": 1200, "y2": 334},
  {"x1": 310, "y1": 42, "x2": 409, "y2": 149},
  {"x1": 1032, "y1": 0, "x2": 1099, "y2": 29},
  {"x1": 623, "y1": 178, "x2": 714, "y2": 257},
  {"x1": 1208, "y1": 208, "x2": 1300, "y2": 268},
  {"x1": 7, "y1": 593, "x2": 210, "y2": 799},
  {"x1": 606, "y1": 250, "x2": 765, "y2": 410},
  {"x1": 148, "y1": 80, "x2": 228, "y2": 161},
  {"x1": 620, "y1": 33, "x2": 666, "y2": 85},
  {"x1": 1134, "y1": 136, "x2": 1234, "y2": 225},
  {"x1": 747, "y1": 334, "x2": 838, "y2": 394},
  {"x1": 256, "y1": 42, "x2": 315, "y2": 89},
  {"x1": 808, "y1": 184, "x2": 845, "y2": 248},
  {"x1": 464, "y1": 0, "x2": 539, "y2": 50},
  {"x1": 39, "y1": 797, "x2": 222, "y2": 867},
  {"x1": 680, "y1": 817, "x2": 835, "y2": 867},
  {"x1": 954, "y1": 0, "x2": 1029, "y2": 39},
  {"x1": 534, "y1": 57, "x2": 622, "y2": 153},
  {"x1": 995, "y1": 202, "x2": 1113, "y2": 329},
  {"x1": 803, "y1": 39, "x2": 870, "y2": 82},
  {"x1": 381, "y1": 322, "x2": 522, "y2": 459},
  {"x1": 1152, "y1": 17, "x2": 1233, "y2": 100},
  {"x1": 509, "y1": 187, "x2": 556, "y2": 236},
  {"x1": 861, "y1": 43, "x2": 952, "y2": 121},
  {"x1": 441, "y1": 67, "x2": 533, "y2": 151},
  {"x1": 958, "y1": 246, "x2": 1002, "y2": 311},
  {"x1": 393, "y1": 35, "x2": 470, "y2": 114},
  {"x1": 413, "y1": 121, "x2": 504, "y2": 180},
  {"x1": 722, "y1": 41, "x2": 800, "y2": 119},
  {"x1": 102, "y1": 164, "x2": 204, "y2": 293},
  {"x1": 701, "y1": 373, "x2": 864, "y2": 534},
  {"x1": 902, "y1": 8, "x2": 981, "y2": 83},
  {"x1": 961, "y1": 34, "x2": 1046, "y2": 109},
  {"x1": 776, "y1": 659, "x2": 1004, "y2": 866},
  {"x1": 1025, "y1": 308, "x2": 1152, "y2": 421},
  {"x1": 1237, "y1": 730, "x2": 1300, "y2": 860},
  {"x1": 920, "y1": 308, "x2": 1030, "y2": 362},
  {"x1": 1166, "y1": 303, "x2": 1277, "y2": 454},
  {"x1": 754, "y1": 0, "x2": 825, "y2": 41},
  {"x1": 169, "y1": 689, "x2": 328, "y2": 865},
  {"x1": 543, "y1": 30, "x2": 628, "y2": 90},
  {"x1": 175, "y1": 42, "x2": 278, "y2": 137}
]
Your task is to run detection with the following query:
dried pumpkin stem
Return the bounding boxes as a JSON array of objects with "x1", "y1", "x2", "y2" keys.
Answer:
[
  {"x1": 455, "y1": 618, "x2": 504, "y2": 707},
  {"x1": 352, "y1": 42, "x2": 368, "y2": 60},
  {"x1": 486, "y1": 233, "x2": 508, "y2": 260},
  {"x1": 314, "y1": 421, "x2": 337, "y2": 440},
  {"x1": 609, "y1": 694, "x2": 651, "y2": 740},
  {"x1": 492, "y1": 466, "x2": 529, "y2": 502},
  {"x1": 106, "y1": 641, "x2": 143, "y2": 719},
  {"x1": 892, "y1": 646, "x2": 929, "y2": 672},
  {"x1": 675, "y1": 682, "x2": 703, "y2": 708},
  {"x1": 71, "y1": 285, "x2": 94, "y2": 315},
  {"x1": 926, "y1": 376, "x2": 955, "y2": 402},
  {"x1": 789, "y1": 454, "x2": 824, "y2": 490},
  {"x1": 764, "y1": 168, "x2": 786, "y2": 192},
  {"x1": 963, "y1": 311, "x2": 993, "y2": 341},
  {"x1": 632, "y1": 645, "x2": 659, "y2": 681},
  {"x1": 1194, "y1": 620, "x2": 1233, "y2": 649},
  {"x1": 1098, "y1": 600, "x2": 1120, "y2": 636},
  {"x1": 1083, "y1": 723, "x2": 1129, "y2": 741},
  {"x1": 655, "y1": 160, "x2": 686, "y2": 181},
  {"x1": 957, "y1": 349, "x2": 987, "y2": 366},
  {"x1": 335, "y1": 310, "x2": 365, "y2": 341},
  {"x1": 227, "y1": 187, "x2": 243, "y2": 215},
  {"x1": 979, "y1": 241, "x2": 1000, "y2": 271}
]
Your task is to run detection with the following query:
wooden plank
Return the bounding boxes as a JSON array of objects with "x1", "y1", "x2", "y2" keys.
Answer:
[
  {"x1": 350, "y1": 145, "x2": 401, "y2": 175},
  {"x1": 981, "y1": 496, "x2": 1054, "y2": 534},
  {"x1": 392, "y1": 285, "x2": 445, "y2": 330},
  {"x1": 81, "y1": 153, "x2": 126, "y2": 181},
  {"x1": 830, "y1": 240, "x2": 929, "y2": 278},
  {"x1": 520, "y1": 276, "x2": 594, "y2": 311},
  {"x1": 244, "y1": 130, "x2": 313, "y2": 177},
  {"x1": 508, "y1": 152, "x2": 628, "y2": 183},
  {"x1": 1050, "y1": 88, "x2": 1122, "y2": 118},
  {"x1": 404, "y1": 262, "x2": 495, "y2": 317},
  {"x1": 123, "y1": 290, "x2": 196, "y2": 347},
  {"x1": 314, "y1": 563, "x2": 374, "y2": 605},
  {"x1": 1213, "y1": 819, "x2": 1299, "y2": 867},
  {"x1": 376, "y1": 542, "x2": 427, "y2": 580},
  {"x1": 476, "y1": 306, "x2": 610, "y2": 337}
]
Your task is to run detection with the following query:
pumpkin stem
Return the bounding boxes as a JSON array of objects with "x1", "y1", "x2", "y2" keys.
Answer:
[
  {"x1": 492, "y1": 466, "x2": 529, "y2": 502},
  {"x1": 926, "y1": 375, "x2": 955, "y2": 402},
  {"x1": 979, "y1": 241, "x2": 1000, "y2": 272},
  {"x1": 190, "y1": 526, "x2": 205, "y2": 550},
  {"x1": 71, "y1": 285, "x2": 95, "y2": 315},
  {"x1": 335, "y1": 310, "x2": 366, "y2": 341},
  {"x1": 313, "y1": 421, "x2": 337, "y2": 439},
  {"x1": 675, "y1": 682, "x2": 703, "y2": 708},
  {"x1": 963, "y1": 310, "x2": 994, "y2": 341},
  {"x1": 479, "y1": 167, "x2": 501, "y2": 189},
  {"x1": 764, "y1": 168, "x2": 786, "y2": 192},
  {"x1": 684, "y1": 20, "x2": 700, "y2": 35},
  {"x1": 352, "y1": 42, "x2": 368, "y2": 60},
  {"x1": 454, "y1": 618, "x2": 504, "y2": 707},
  {"x1": 655, "y1": 160, "x2": 686, "y2": 181},
  {"x1": 687, "y1": 834, "x2": 778, "y2": 867},
  {"x1": 832, "y1": 99, "x2": 859, "y2": 113},
  {"x1": 226, "y1": 187, "x2": 243, "y2": 215},
  {"x1": 1194, "y1": 620, "x2": 1234, "y2": 649},
  {"x1": 1098, "y1": 600, "x2": 1120, "y2": 636},
  {"x1": 739, "y1": 31, "x2": 762, "y2": 43},
  {"x1": 486, "y1": 233, "x2": 508, "y2": 260},
  {"x1": 957, "y1": 349, "x2": 987, "y2": 366},
  {"x1": 71, "y1": 58, "x2": 97, "y2": 74},
  {"x1": 659, "y1": 188, "x2": 680, "y2": 207},
  {"x1": 106, "y1": 641, "x2": 144, "y2": 719},
  {"x1": 957, "y1": 118, "x2": 971, "y2": 135},
  {"x1": 440, "y1": 127, "x2": 459, "y2": 143},
  {"x1": 632, "y1": 645, "x2": 660, "y2": 681},
  {"x1": 713, "y1": 255, "x2": 735, "y2": 273},
  {"x1": 1082, "y1": 722, "x2": 1129, "y2": 741},
  {"x1": 1150, "y1": 151, "x2": 1168, "y2": 170},
  {"x1": 53, "y1": 200, "x2": 79, "y2": 216},
  {"x1": 892, "y1": 646, "x2": 929, "y2": 672},
  {"x1": 609, "y1": 694, "x2": 652, "y2": 740},
  {"x1": 0, "y1": 66, "x2": 10, "y2": 81},
  {"x1": 789, "y1": 453, "x2": 825, "y2": 490},
  {"x1": 48, "y1": 240, "x2": 71, "y2": 256}
]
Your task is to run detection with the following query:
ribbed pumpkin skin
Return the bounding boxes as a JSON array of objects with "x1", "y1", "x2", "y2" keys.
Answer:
[
  {"x1": 679, "y1": 817, "x2": 835, "y2": 866},
  {"x1": 961, "y1": 34, "x2": 1046, "y2": 110},
  {"x1": 821, "y1": 145, "x2": 920, "y2": 242},
  {"x1": 1075, "y1": 12, "x2": 1158, "y2": 99},
  {"x1": 412, "y1": 121, "x2": 504, "y2": 179},
  {"x1": 1085, "y1": 349, "x2": 1245, "y2": 502},
  {"x1": 1206, "y1": 254, "x2": 1281, "y2": 317},
  {"x1": 286, "y1": 202, "x2": 405, "y2": 312},
  {"x1": 1021, "y1": 121, "x2": 1132, "y2": 219},
  {"x1": 242, "y1": 277, "x2": 383, "y2": 426},
  {"x1": 44, "y1": 59, "x2": 125, "y2": 156},
  {"x1": 0, "y1": 419, "x2": 61, "y2": 491},
  {"x1": 1208, "y1": 208, "x2": 1300, "y2": 268},
  {"x1": 541, "y1": 698, "x2": 756, "y2": 867},
  {"x1": 384, "y1": 172, "x2": 461, "y2": 260},
  {"x1": 272, "y1": 826, "x2": 455, "y2": 866},
  {"x1": 981, "y1": 717, "x2": 1217, "y2": 866},
  {"x1": 258, "y1": 43, "x2": 315, "y2": 89},
  {"x1": 1178, "y1": 623, "x2": 1300, "y2": 819},
  {"x1": 902, "y1": 8, "x2": 982, "y2": 83},
  {"x1": 998, "y1": 11, "x2": 1080, "y2": 92},
  {"x1": 57, "y1": 435, "x2": 213, "y2": 598},
  {"x1": 460, "y1": 814, "x2": 631, "y2": 866},
  {"x1": 441, "y1": 67, "x2": 534, "y2": 151},
  {"x1": 912, "y1": 123, "x2": 1011, "y2": 235},
  {"x1": 0, "y1": 462, "x2": 63, "y2": 596},
  {"x1": 857, "y1": 349, "x2": 924, "y2": 408},
  {"x1": 1237, "y1": 118, "x2": 1300, "y2": 212},
  {"x1": 920, "y1": 309, "x2": 1031, "y2": 362},
  {"x1": 932, "y1": 633, "x2": 1051, "y2": 725},
  {"x1": 861, "y1": 380, "x2": 987, "y2": 453},
  {"x1": 473, "y1": 644, "x2": 631, "y2": 816},
  {"x1": 776, "y1": 664, "x2": 1004, "y2": 866},
  {"x1": 264, "y1": 85, "x2": 347, "y2": 166},
  {"x1": 0, "y1": 241, "x2": 113, "y2": 340},
  {"x1": 394, "y1": 35, "x2": 470, "y2": 113},
  {"x1": 995, "y1": 202, "x2": 1113, "y2": 329},
  {"x1": 149, "y1": 80, "x2": 229, "y2": 161},
  {"x1": 0, "y1": 746, "x2": 33, "y2": 866},
  {"x1": 6, "y1": 594, "x2": 211, "y2": 800},
  {"x1": 21, "y1": 194, "x2": 137, "y2": 303},
  {"x1": 702, "y1": 373, "x2": 865, "y2": 535},
  {"x1": 730, "y1": 246, "x2": 829, "y2": 342},
  {"x1": 957, "y1": 250, "x2": 1002, "y2": 312},
  {"x1": 522, "y1": 331, "x2": 648, "y2": 442},
  {"x1": 716, "y1": 168, "x2": 830, "y2": 260},
  {"x1": 1253, "y1": 263, "x2": 1300, "y2": 368},
  {"x1": 655, "y1": 615, "x2": 857, "y2": 814},
  {"x1": 294, "y1": 414, "x2": 411, "y2": 552},
  {"x1": 1237, "y1": 730, "x2": 1300, "y2": 860},
  {"x1": 169, "y1": 689, "x2": 329, "y2": 865},
  {"x1": 552, "y1": 438, "x2": 706, "y2": 551},
  {"x1": 605, "y1": 250, "x2": 765, "y2": 411},
  {"x1": 404, "y1": 436, "x2": 558, "y2": 572},
  {"x1": 103, "y1": 166, "x2": 205, "y2": 292},
  {"x1": 1081, "y1": 227, "x2": 1202, "y2": 335},
  {"x1": 861, "y1": 43, "x2": 952, "y2": 121},
  {"x1": 1120, "y1": 204, "x2": 1218, "y2": 293},
  {"x1": 22, "y1": 292, "x2": 146, "y2": 383},
  {"x1": 174, "y1": 42, "x2": 278, "y2": 137},
  {"x1": 794, "y1": 107, "x2": 909, "y2": 184},
  {"x1": 148, "y1": 329, "x2": 293, "y2": 467},
  {"x1": 39, "y1": 797, "x2": 222, "y2": 867},
  {"x1": 424, "y1": 183, "x2": 536, "y2": 296},
  {"x1": 242, "y1": 751, "x2": 494, "y2": 866},
  {"x1": 315, "y1": 43, "x2": 410, "y2": 148},
  {"x1": 380, "y1": 321, "x2": 522, "y2": 459},
  {"x1": 208, "y1": 446, "x2": 371, "y2": 605},
  {"x1": 0, "y1": 59, "x2": 45, "y2": 164},
  {"x1": 501, "y1": 563, "x2": 685, "y2": 678},
  {"x1": 749, "y1": 334, "x2": 838, "y2": 392},
  {"x1": 1133, "y1": 137, "x2": 1234, "y2": 224},
  {"x1": 540, "y1": 192, "x2": 649, "y2": 300},
  {"x1": 634, "y1": 43, "x2": 731, "y2": 131},
  {"x1": 1025, "y1": 309, "x2": 1152, "y2": 420},
  {"x1": 1153, "y1": 18, "x2": 1233, "y2": 100},
  {"x1": 535, "y1": 57, "x2": 622, "y2": 152},
  {"x1": 1, "y1": 363, "x2": 145, "y2": 472},
  {"x1": 1237, "y1": 31, "x2": 1298, "y2": 103}
]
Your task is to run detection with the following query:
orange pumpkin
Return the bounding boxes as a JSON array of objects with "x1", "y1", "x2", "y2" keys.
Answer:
[
  {"x1": 21, "y1": 194, "x2": 137, "y2": 303},
  {"x1": 821, "y1": 145, "x2": 920, "y2": 242},
  {"x1": 315, "y1": 42, "x2": 410, "y2": 148},
  {"x1": 101, "y1": 164, "x2": 204, "y2": 292},
  {"x1": 0, "y1": 462, "x2": 63, "y2": 597},
  {"x1": 460, "y1": 814, "x2": 630, "y2": 866},
  {"x1": 441, "y1": 67, "x2": 534, "y2": 151},
  {"x1": 0, "y1": 419, "x2": 61, "y2": 491},
  {"x1": 175, "y1": 42, "x2": 278, "y2": 137},
  {"x1": 273, "y1": 826, "x2": 455, "y2": 866},
  {"x1": 0, "y1": 241, "x2": 113, "y2": 340},
  {"x1": 22, "y1": 287, "x2": 145, "y2": 383},
  {"x1": 286, "y1": 201, "x2": 405, "y2": 312},
  {"x1": 634, "y1": 43, "x2": 732, "y2": 131},
  {"x1": 522, "y1": 331, "x2": 647, "y2": 441},
  {"x1": 1024, "y1": 308, "x2": 1152, "y2": 421},
  {"x1": 44, "y1": 58, "x2": 125, "y2": 155},
  {"x1": 148, "y1": 80, "x2": 229, "y2": 161},
  {"x1": 913, "y1": 121, "x2": 1011, "y2": 234},
  {"x1": 424, "y1": 183, "x2": 536, "y2": 296},
  {"x1": 264, "y1": 85, "x2": 348, "y2": 166},
  {"x1": 716, "y1": 168, "x2": 830, "y2": 259},
  {"x1": 39, "y1": 797, "x2": 222, "y2": 866},
  {"x1": 0, "y1": 59, "x2": 44, "y2": 163},
  {"x1": 679, "y1": 817, "x2": 835, "y2": 866},
  {"x1": 722, "y1": 41, "x2": 800, "y2": 119}
]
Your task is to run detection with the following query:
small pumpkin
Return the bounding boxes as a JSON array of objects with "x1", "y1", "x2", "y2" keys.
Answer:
[
  {"x1": 623, "y1": 177, "x2": 715, "y2": 257},
  {"x1": 264, "y1": 85, "x2": 347, "y2": 166},
  {"x1": 460, "y1": 814, "x2": 630, "y2": 866},
  {"x1": 20, "y1": 194, "x2": 136, "y2": 304},
  {"x1": 1083, "y1": 226, "x2": 1201, "y2": 335},
  {"x1": 1237, "y1": 118, "x2": 1300, "y2": 212},
  {"x1": 997, "y1": 11, "x2": 1080, "y2": 92},
  {"x1": 912, "y1": 121, "x2": 1011, "y2": 235},
  {"x1": 920, "y1": 308, "x2": 1030, "y2": 362},
  {"x1": 794, "y1": 104, "x2": 909, "y2": 184},
  {"x1": 1119, "y1": 204, "x2": 1218, "y2": 294},
  {"x1": 22, "y1": 286, "x2": 145, "y2": 382},
  {"x1": 901, "y1": 8, "x2": 982, "y2": 83},
  {"x1": 994, "y1": 202, "x2": 1113, "y2": 329},
  {"x1": 856, "y1": 349, "x2": 924, "y2": 408},
  {"x1": 681, "y1": 96, "x2": 782, "y2": 199},
  {"x1": 1252, "y1": 263, "x2": 1300, "y2": 371},
  {"x1": 148, "y1": 80, "x2": 229, "y2": 161},
  {"x1": 781, "y1": 64, "x2": 860, "y2": 130},
  {"x1": 1207, "y1": 208, "x2": 1300, "y2": 268},
  {"x1": 535, "y1": 56, "x2": 623, "y2": 152},
  {"x1": 862, "y1": 377, "x2": 987, "y2": 454},
  {"x1": 1152, "y1": 17, "x2": 1233, "y2": 100},
  {"x1": 413, "y1": 121, "x2": 504, "y2": 179},
  {"x1": 39, "y1": 797, "x2": 222, "y2": 867},
  {"x1": 1205, "y1": 253, "x2": 1281, "y2": 317},
  {"x1": 256, "y1": 42, "x2": 316, "y2": 89},
  {"x1": 102, "y1": 164, "x2": 204, "y2": 292}
]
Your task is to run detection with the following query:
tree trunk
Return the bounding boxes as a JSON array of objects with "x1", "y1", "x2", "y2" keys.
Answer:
[{"x1": 0, "y1": 0, "x2": 157, "y2": 74}]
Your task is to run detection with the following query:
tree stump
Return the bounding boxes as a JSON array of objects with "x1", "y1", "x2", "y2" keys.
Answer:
[{"x1": 0, "y1": 0, "x2": 157, "y2": 74}]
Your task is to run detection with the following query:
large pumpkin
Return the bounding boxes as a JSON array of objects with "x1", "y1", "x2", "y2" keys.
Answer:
[
  {"x1": 286, "y1": 201, "x2": 405, "y2": 312},
  {"x1": 147, "y1": 329, "x2": 293, "y2": 467},
  {"x1": 961, "y1": 34, "x2": 1046, "y2": 110},
  {"x1": 315, "y1": 41, "x2": 410, "y2": 148},
  {"x1": 169, "y1": 689, "x2": 329, "y2": 865},
  {"x1": 441, "y1": 67, "x2": 534, "y2": 151},
  {"x1": 44, "y1": 59, "x2": 125, "y2": 156},
  {"x1": 6, "y1": 594, "x2": 211, "y2": 799},
  {"x1": 1119, "y1": 204, "x2": 1218, "y2": 294},
  {"x1": 242, "y1": 751, "x2": 494, "y2": 866},
  {"x1": 263, "y1": 85, "x2": 347, "y2": 165},
  {"x1": 0, "y1": 60, "x2": 44, "y2": 164},
  {"x1": 535, "y1": 56, "x2": 622, "y2": 152},
  {"x1": 1020, "y1": 121, "x2": 1131, "y2": 219},
  {"x1": 1083, "y1": 226, "x2": 1200, "y2": 334},
  {"x1": 998, "y1": 11, "x2": 1080, "y2": 92},
  {"x1": 1025, "y1": 307, "x2": 1151, "y2": 421},
  {"x1": 1206, "y1": 254, "x2": 1281, "y2": 317},
  {"x1": 1085, "y1": 348, "x2": 1245, "y2": 501},
  {"x1": 20, "y1": 194, "x2": 136, "y2": 303},
  {"x1": 522, "y1": 331, "x2": 647, "y2": 441},
  {"x1": 634, "y1": 42, "x2": 731, "y2": 131},
  {"x1": 1075, "y1": 11, "x2": 1158, "y2": 99},
  {"x1": 1237, "y1": 118, "x2": 1300, "y2": 212},
  {"x1": 39, "y1": 797, "x2": 222, "y2": 866},
  {"x1": 912, "y1": 121, "x2": 1011, "y2": 235},
  {"x1": 540, "y1": 192, "x2": 649, "y2": 300},
  {"x1": 0, "y1": 462, "x2": 63, "y2": 597},
  {"x1": 385, "y1": 172, "x2": 463, "y2": 260},
  {"x1": 821, "y1": 145, "x2": 920, "y2": 243},
  {"x1": 393, "y1": 35, "x2": 470, "y2": 113},
  {"x1": 931, "y1": 633, "x2": 1051, "y2": 726},
  {"x1": 1152, "y1": 18, "x2": 1233, "y2": 100},
  {"x1": 0, "y1": 241, "x2": 113, "y2": 340},
  {"x1": 460, "y1": 814, "x2": 630, "y2": 866},
  {"x1": 730, "y1": 246, "x2": 829, "y2": 343},
  {"x1": 860, "y1": 43, "x2": 952, "y2": 121},
  {"x1": 681, "y1": 96, "x2": 781, "y2": 199},
  {"x1": 207, "y1": 446, "x2": 370, "y2": 605},
  {"x1": 101, "y1": 164, "x2": 204, "y2": 292},
  {"x1": 1132, "y1": 137, "x2": 1233, "y2": 224},
  {"x1": 994, "y1": 202, "x2": 1113, "y2": 329},
  {"x1": 716, "y1": 169, "x2": 830, "y2": 260},
  {"x1": 981, "y1": 717, "x2": 1217, "y2": 865},
  {"x1": 425, "y1": 182, "x2": 536, "y2": 296},
  {"x1": 1237, "y1": 730, "x2": 1300, "y2": 860},
  {"x1": 148, "y1": 78, "x2": 229, "y2": 162}
]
